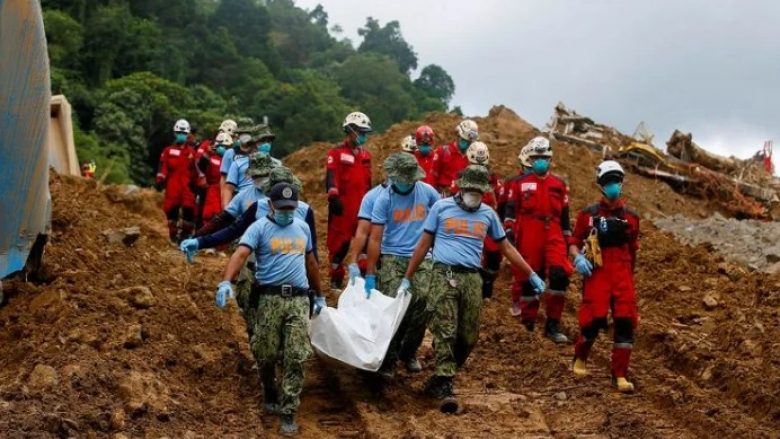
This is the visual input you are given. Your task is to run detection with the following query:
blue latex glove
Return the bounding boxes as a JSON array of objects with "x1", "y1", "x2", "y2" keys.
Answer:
[
  {"x1": 574, "y1": 254, "x2": 593, "y2": 277},
  {"x1": 528, "y1": 272, "x2": 546, "y2": 295},
  {"x1": 313, "y1": 296, "x2": 326, "y2": 315},
  {"x1": 348, "y1": 263, "x2": 361, "y2": 284},
  {"x1": 216, "y1": 281, "x2": 235, "y2": 309},
  {"x1": 396, "y1": 278, "x2": 411, "y2": 296},
  {"x1": 364, "y1": 274, "x2": 376, "y2": 298},
  {"x1": 180, "y1": 238, "x2": 199, "y2": 263}
]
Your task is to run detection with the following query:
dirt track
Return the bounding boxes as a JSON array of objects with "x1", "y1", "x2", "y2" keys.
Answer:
[{"x1": 0, "y1": 107, "x2": 778, "y2": 438}]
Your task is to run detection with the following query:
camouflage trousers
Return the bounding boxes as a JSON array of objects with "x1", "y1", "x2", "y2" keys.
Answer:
[
  {"x1": 250, "y1": 294, "x2": 312, "y2": 415},
  {"x1": 428, "y1": 263, "x2": 483, "y2": 377},
  {"x1": 377, "y1": 255, "x2": 433, "y2": 369},
  {"x1": 235, "y1": 258, "x2": 256, "y2": 336}
]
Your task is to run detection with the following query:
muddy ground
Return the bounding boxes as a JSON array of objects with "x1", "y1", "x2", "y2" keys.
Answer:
[{"x1": 0, "y1": 107, "x2": 778, "y2": 438}]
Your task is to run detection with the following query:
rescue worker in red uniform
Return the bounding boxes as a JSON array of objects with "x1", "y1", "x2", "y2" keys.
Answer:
[
  {"x1": 452, "y1": 142, "x2": 504, "y2": 299},
  {"x1": 569, "y1": 161, "x2": 639, "y2": 393},
  {"x1": 326, "y1": 112, "x2": 373, "y2": 289},
  {"x1": 413, "y1": 125, "x2": 436, "y2": 186},
  {"x1": 196, "y1": 132, "x2": 231, "y2": 226},
  {"x1": 431, "y1": 120, "x2": 479, "y2": 195},
  {"x1": 504, "y1": 136, "x2": 571, "y2": 343},
  {"x1": 157, "y1": 119, "x2": 197, "y2": 243},
  {"x1": 500, "y1": 142, "x2": 534, "y2": 316}
]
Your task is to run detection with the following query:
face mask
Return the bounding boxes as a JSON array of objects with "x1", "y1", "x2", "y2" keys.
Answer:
[
  {"x1": 216, "y1": 146, "x2": 226, "y2": 157},
  {"x1": 274, "y1": 210, "x2": 294, "y2": 226},
  {"x1": 532, "y1": 158, "x2": 550, "y2": 175},
  {"x1": 258, "y1": 143, "x2": 272, "y2": 154},
  {"x1": 355, "y1": 133, "x2": 368, "y2": 146},
  {"x1": 603, "y1": 182, "x2": 623, "y2": 200},
  {"x1": 392, "y1": 181, "x2": 415, "y2": 193},
  {"x1": 462, "y1": 192, "x2": 482, "y2": 208},
  {"x1": 419, "y1": 145, "x2": 432, "y2": 155},
  {"x1": 254, "y1": 176, "x2": 269, "y2": 190},
  {"x1": 458, "y1": 139, "x2": 471, "y2": 152},
  {"x1": 175, "y1": 133, "x2": 187, "y2": 144}
]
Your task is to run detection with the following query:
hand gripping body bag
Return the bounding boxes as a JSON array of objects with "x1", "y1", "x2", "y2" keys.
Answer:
[{"x1": 310, "y1": 277, "x2": 411, "y2": 371}]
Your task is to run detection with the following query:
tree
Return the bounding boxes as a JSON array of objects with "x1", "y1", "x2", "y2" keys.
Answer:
[
  {"x1": 43, "y1": 10, "x2": 83, "y2": 69},
  {"x1": 358, "y1": 17, "x2": 418, "y2": 76},
  {"x1": 414, "y1": 64, "x2": 456, "y2": 107}
]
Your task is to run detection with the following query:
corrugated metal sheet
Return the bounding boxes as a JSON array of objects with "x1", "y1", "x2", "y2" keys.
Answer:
[{"x1": 0, "y1": 0, "x2": 52, "y2": 278}]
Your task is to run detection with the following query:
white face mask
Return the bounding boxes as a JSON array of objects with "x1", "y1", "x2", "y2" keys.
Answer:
[{"x1": 462, "y1": 192, "x2": 482, "y2": 208}]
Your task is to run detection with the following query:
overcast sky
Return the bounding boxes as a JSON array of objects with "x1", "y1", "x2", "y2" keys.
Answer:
[{"x1": 296, "y1": 0, "x2": 778, "y2": 160}]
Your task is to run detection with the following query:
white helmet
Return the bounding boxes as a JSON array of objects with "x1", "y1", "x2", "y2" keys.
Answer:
[
  {"x1": 343, "y1": 112, "x2": 373, "y2": 133},
  {"x1": 526, "y1": 136, "x2": 552, "y2": 158},
  {"x1": 215, "y1": 132, "x2": 233, "y2": 147},
  {"x1": 219, "y1": 119, "x2": 237, "y2": 136},
  {"x1": 467, "y1": 141, "x2": 490, "y2": 165},
  {"x1": 401, "y1": 135, "x2": 417, "y2": 153},
  {"x1": 456, "y1": 119, "x2": 479, "y2": 142},
  {"x1": 596, "y1": 160, "x2": 625, "y2": 184},
  {"x1": 173, "y1": 119, "x2": 191, "y2": 134},
  {"x1": 518, "y1": 144, "x2": 533, "y2": 168}
]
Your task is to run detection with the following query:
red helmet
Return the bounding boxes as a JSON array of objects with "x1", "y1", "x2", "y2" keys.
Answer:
[{"x1": 415, "y1": 125, "x2": 435, "y2": 146}]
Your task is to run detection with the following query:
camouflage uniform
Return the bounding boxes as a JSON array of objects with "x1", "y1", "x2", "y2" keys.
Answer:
[
  {"x1": 377, "y1": 255, "x2": 434, "y2": 367},
  {"x1": 250, "y1": 294, "x2": 311, "y2": 415},
  {"x1": 428, "y1": 264, "x2": 483, "y2": 377}
]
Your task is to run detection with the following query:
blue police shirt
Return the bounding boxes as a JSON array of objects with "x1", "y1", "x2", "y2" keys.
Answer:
[
  {"x1": 220, "y1": 148, "x2": 236, "y2": 175},
  {"x1": 226, "y1": 187, "x2": 265, "y2": 218},
  {"x1": 358, "y1": 184, "x2": 389, "y2": 221},
  {"x1": 239, "y1": 217, "x2": 312, "y2": 288},
  {"x1": 423, "y1": 197, "x2": 506, "y2": 269},
  {"x1": 226, "y1": 154, "x2": 252, "y2": 191},
  {"x1": 371, "y1": 182, "x2": 440, "y2": 257}
]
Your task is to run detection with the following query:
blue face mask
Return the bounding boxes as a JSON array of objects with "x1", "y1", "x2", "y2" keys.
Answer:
[
  {"x1": 258, "y1": 143, "x2": 272, "y2": 154},
  {"x1": 392, "y1": 181, "x2": 415, "y2": 193},
  {"x1": 274, "y1": 210, "x2": 295, "y2": 226},
  {"x1": 418, "y1": 145, "x2": 432, "y2": 155},
  {"x1": 458, "y1": 139, "x2": 470, "y2": 152},
  {"x1": 354, "y1": 133, "x2": 368, "y2": 146},
  {"x1": 532, "y1": 158, "x2": 550, "y2": 175},
  {"x1": 603, "y1": 182, "x2": 623, "y2": 200},
  {"x1": 175, "y1": 133, "x2": 187, "y2": 144},
  {"x1": 216, "y1": 146, "x2": 226, "y2": 157}
]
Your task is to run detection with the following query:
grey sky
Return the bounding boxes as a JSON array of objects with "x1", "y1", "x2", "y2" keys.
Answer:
[{"x1": 296, "y1": 0, "x2": 778, "y2": 160}]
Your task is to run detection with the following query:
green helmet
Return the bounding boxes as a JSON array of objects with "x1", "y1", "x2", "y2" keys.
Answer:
[
  {"x1": 247, "y1": 153, "x2": 275, "y2": 178},
  {"x1": 252, "y1": 124, "x2": 276, "y2": 143},
  {"x1": 383, "y1": 152, "x2": 425, "y2": 184},
  {"x1": 455, "y1": 165, "x2": 492, "y2": 193},
  {"x1": 261, "y1": 166, "x2": 302, "y2": 193}
]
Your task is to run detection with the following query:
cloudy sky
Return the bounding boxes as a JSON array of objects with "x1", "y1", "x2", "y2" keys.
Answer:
[{"x1": 296, "y1": 0, "x2": 778, "y2": 160}]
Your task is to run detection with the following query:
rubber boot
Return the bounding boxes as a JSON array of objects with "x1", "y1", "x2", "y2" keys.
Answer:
[
  {"x1": 613, "y1": 376, "x2": 635, "y2": 393},
  {"x1": 403, "y1": 357, "x2": 422, "y2": 373},
  {"x1": 279, "y1": 414, "x2": 299, "y2": 436},
  {"x1": 481, "y1": 278, "x2": 494, "y2": 300},
  {"x1": 544, "y1": 319, "x2": 569, "y2": 344},
  {"x1": 424, "y1": 376, "x2": 458, "y2": 413},
  {"x1": 611, "y1": 346, "x2": 633, "y2": 393},
  {"x1": 261, "y1": 366, "x2": 281, "y2": 414},
  {"x1": 572, "y1": 357, "x2": 589, "y2": 377}
]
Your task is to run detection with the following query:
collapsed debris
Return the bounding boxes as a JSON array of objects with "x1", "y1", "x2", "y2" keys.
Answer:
[{"x1": 547, "y1": 102, "x2": 779, "y2": 219}]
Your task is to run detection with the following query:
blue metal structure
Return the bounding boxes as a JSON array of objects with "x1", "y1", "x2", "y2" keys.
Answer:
[{"x1": 0, "y1": 0, "x2": 52, "y2": 278}]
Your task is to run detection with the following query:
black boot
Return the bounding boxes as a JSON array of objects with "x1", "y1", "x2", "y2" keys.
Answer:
[
  {"x1": 261, "y1": 366, "x2": 281, "y2": 414},
  {"x1": 424, "y1": 376, "x2": 458, "y2": 413},
  {"x1": 544, "y1": 319, "x2": 569, "y2": 344},
  {"x1": 481, "y1": 279, "x2": 494, "y2": 300},
  {"x1": 279, "y1": 414, "x2": 299, "y2": 436}
]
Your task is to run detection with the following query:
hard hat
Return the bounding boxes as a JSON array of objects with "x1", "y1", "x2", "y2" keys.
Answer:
[
  {"x1": 456, "y1": 120, "x2": 479, "y2": 142},
  {"x1": 215, "y1": 132, "x2": 233, "y2": 146},
  {"x1": 415, "y1": 125, "x2": 435, "y2": 146},
  {"x1": 343, "y1": 112, "x2": 372, "y2": 133},
  {"x1": 219, "y1": 119, "x2": 237, "y2": 136},
  {"x1": 518, "y1": 144, "x2": 533, "y2": 168},
  {"x1": 401, "y1": 135, "x2": 417, "y2": 152},
  {"x1": 173, "y1": 119, "x2": 191, "y2": 134},
  {"x1": 526, "y1": 136, "x2": 552, "y2": 158},
  {"x1": 466, "y1": 141, "x2": 490, "y2": 165},
  {"x1": 596, "y1": 160, "x2": 625, "y2": 185}
]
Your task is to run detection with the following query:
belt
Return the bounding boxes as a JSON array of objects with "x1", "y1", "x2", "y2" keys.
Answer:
[
  {"x1": 249, "y1": 283, "x2": 309, "y2": 308},
  {"x1": 433, "y1": 262, "x2": 479, "y2": 274}
]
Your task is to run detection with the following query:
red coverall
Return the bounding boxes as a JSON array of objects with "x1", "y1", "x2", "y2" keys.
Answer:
[
  {"x1": 570, "y1": 199, "x2": 640, "y2": 379},
  {"x1": 195, "y1": 146, "x2": 223, "y2": 223},
  {"x1": 504, "y1": 172, "x2": 572, "y2": 327},
  {"x1": 325, "y1": 141, "x2": 372, "y2": 284},
  {"x1": 157, "y1": 144, "x2": 197, "y2": 242},
  {"x1": 414, "y1": 150, "x2": 436, "y2": 186},
  {"x1": 431, "y1": 142, "x2": 469, "y2": 194},
  {"x1": 500, "y1": 171, "x2": 527, "y2": 298}
]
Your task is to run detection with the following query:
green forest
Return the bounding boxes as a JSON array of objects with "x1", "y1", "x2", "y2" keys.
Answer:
[{"x1": 42, "y1": 0, "x2": 456, "y2": 184}]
